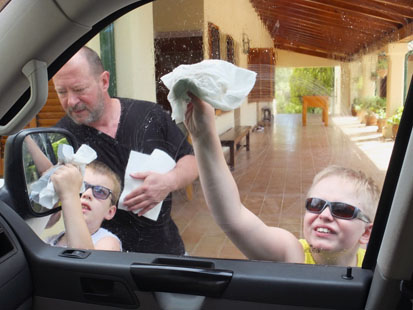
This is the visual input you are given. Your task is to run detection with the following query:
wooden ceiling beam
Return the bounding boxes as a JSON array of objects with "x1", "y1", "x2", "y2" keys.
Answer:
[
  {"x1": 272, "y1": 22, "x2": 370, "y2": 52},
  {"x1": 273, "y1": 33, "x2": 354, "y2": 55},
  {"x1": 249, "y1": 0, "x2": 412, "y2": 60},
  {"x1": 254, "y1": 1, "x2": 400, "y2": 31},
  {"x1": 274, "y1": 35, "x2": 349, "y2": 57},
  {"x1": 258, "y1": 10, "x2": 387, "y2": 37},
  {"x1": 274, "y1": 35, "x2": 355, "y2": 56},
  {"x1": 350, "y1": 21, "x2": 413, "y2": 57},
  {"x1": 252, "y1": 0, "x2": 407, "y2": 26},
  {"x1": 302, "y1": 0, "x2": 412, "y2": 22},
  {"x1": 274, "y1": 43, "x2": 348, "y2": 61},
  {"x1": 332, "y1": 0, "x2": 413, "y2": 19},
  {"x1": 372, "y1": 0, "x2": 413, "y2": 10}
]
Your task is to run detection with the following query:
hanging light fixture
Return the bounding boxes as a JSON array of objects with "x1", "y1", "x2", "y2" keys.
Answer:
[{"x1": 242, "y1": 33, "x2": 250, "y2": 54}]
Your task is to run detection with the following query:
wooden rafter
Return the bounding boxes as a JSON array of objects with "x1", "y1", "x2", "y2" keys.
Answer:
[{"x1": 250, "y1": 0, "x2": 413, "y2": 60}]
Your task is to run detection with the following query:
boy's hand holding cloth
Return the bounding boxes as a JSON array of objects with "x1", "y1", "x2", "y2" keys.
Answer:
[
  {"x1": 30, "y1": 144, "x2": 97, "y2": 209},
  {"x1": 161, "y1": 59, "x2": 257, "y2": 122}
]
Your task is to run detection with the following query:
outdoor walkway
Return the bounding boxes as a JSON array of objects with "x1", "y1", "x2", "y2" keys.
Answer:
[{"x1": 171, "y1": 113, "x2": 394, "y2": 259}]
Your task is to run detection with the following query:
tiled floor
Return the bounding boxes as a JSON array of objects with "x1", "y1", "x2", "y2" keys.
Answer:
[{"x1": 171, "y1": 113, "x2": 394, "y2": 260}]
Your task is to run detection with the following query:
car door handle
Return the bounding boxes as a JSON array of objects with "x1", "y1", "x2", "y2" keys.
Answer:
[{"x1": 131, "y1": 261, "x2": 233, "y2": 297}]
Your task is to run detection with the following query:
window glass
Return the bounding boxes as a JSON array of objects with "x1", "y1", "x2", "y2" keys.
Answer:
[{"x1": 38, "y1": 0, "x2": 411, "y2": 266}]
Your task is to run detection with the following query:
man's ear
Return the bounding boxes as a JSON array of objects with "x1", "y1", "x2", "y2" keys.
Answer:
[
  {"x1": 100, "y1": 71, "x2": 110, "y2": 92},
  {"x1": 104, "y1": 205, "x2": 117, "y2": 221},
  {"x1": 359, "y1": 223, "x2": 373, "y2": 245}
]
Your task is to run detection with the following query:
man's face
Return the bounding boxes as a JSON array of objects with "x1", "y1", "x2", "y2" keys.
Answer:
[
  {"x1": 303, "y1": 175, "x2": 371, "y2": 255},
  {"x1": 53, "y1": 54, "x2": 106, "y2": 125}
]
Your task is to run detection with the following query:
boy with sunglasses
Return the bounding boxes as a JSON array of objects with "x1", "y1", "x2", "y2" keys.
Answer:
[
  {"x1": 184, "y1": 94, "x2": 380, "y2": 267},
  {"x1": 48, "y1": 160, "x2": 122, "y2": 251}
]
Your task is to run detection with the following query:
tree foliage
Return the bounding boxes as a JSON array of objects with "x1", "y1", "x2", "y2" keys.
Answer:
[{"x1": 287, "y1": 67, "x2": 334, "y2": 113}]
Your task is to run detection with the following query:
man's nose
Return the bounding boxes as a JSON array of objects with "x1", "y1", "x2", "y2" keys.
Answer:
[{"x1": 67, "y1": 91, "x2": 79, "y2": 107}]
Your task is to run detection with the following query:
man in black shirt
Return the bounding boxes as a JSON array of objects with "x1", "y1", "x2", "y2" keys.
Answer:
[{"x1": 53, "y1": 46, "x2": 198, "y2": 254}]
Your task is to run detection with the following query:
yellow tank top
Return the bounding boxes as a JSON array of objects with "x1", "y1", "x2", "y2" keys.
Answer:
[{"x1": 299, "y1": 239, "x2": 365, "y2": 267}]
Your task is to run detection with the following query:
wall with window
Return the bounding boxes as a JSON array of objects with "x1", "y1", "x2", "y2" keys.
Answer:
[
  {"x1": 277, "y1": 50, "x2": 341, "y2": 68},
  {"x1": 94, "y1": 1, "x2": 277, "y2": 131},
  {"x1": 153, "y1": 0, "x2": 203, "y2": 32},
  {"x1": 204, "y1": 0, "x2": 275, "y2": 129}
]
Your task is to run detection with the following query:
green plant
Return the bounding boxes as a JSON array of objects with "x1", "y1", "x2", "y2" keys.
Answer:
[
  {"x1": 352, "y1": 98, "x2": 362, "y2": 112},
  {"x1": 376, "y1": 108, "x2": 386, "y2": 119},
  {"x1": 289, "y1": 67, "x2": 334, "y2": 114},
  {"x1": 387, "y1": 106, "x2": 404, "y2": 125},
  {"x1": 358, "y1": 96, "x2": 386, "y2": 115},
  {"x1": 377, "y1": 56, "x2": 388, "y2": 70}
]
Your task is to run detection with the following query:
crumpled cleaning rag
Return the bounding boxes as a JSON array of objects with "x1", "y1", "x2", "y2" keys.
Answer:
[
  {"x1": 161, "y1": 59, "x2": 257, "y2": 123},
  {"x1": 30, "y1": 144, "x2": 97, "y2": 209},
  {"x1": 118, "y1": 148, "x2": 176, "y2": 221}
]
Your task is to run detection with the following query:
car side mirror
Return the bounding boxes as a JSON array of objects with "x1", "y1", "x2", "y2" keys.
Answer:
[{"x1": 0, "y1": 127, "x2": 78, "y2": 219}]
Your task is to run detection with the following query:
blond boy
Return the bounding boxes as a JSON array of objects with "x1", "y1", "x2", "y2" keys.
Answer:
[{"x1": 184, "y1": 94, "x2": 380, "y2": 266}]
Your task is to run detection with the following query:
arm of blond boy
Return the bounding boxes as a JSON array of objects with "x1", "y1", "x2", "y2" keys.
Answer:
[
  {"x1": 184, "y1": 94, "x2": 303, "y2": 263},
  {"x1": 51, "y1": 164, "x2": 95, "y2": 250},
  {"x1": 94, "y1": 237, "x2": 121, "y2": 251}
]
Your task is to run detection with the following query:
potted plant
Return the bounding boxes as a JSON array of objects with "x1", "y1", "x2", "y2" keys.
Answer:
[
  {"x1": 362, "y1": 96, "x2": 386, "y2": 126},
  {"x1": 387, "y1": 106, "x2": 404, "y2": 139},
  {"x1": 355, "y1": 97, "x2": 368, "y2": 123},
  {"x1": 365, "y1": 109, "x2": 378, "y2": 126},
  {"x1": 352, "y1": 98, "x2": 361, "y2": 117},
  {"x1": 376, "y1": 108, "x2": 387, "y2": 133}
]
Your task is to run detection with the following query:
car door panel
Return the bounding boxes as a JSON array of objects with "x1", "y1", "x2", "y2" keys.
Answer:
[
  {"x1": 0, "y1": 212, "x2": 32, "y2": 309},
  {"x1": 0, "y1": 196, "x2": 373, "y2": 309}
]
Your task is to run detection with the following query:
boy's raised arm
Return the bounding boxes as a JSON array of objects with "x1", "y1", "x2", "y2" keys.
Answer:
[
  {"x1": 51, "y1": 164, "x2": 95, "y2": 250},
  {"x1": 184, "y1": 94, "x2": 303, "y2": 262}
]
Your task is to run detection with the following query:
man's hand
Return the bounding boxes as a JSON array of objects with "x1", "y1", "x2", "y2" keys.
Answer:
[{"x1": 123, "y1": 171, "x2": 172, "y2": 216}]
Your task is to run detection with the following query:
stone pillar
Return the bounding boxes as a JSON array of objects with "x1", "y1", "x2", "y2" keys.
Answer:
[
  {"x1": 381, "y1": 43, "x2": 408, "y2": 138},
  {"x1": 114, "y1": 4, "x2": 156, "y2": 101},
  {"x1": 340, "y1": 62, "x2": 351, "y2": 115},
  {"x1": 350, "y1": 59, "x2": 362, "y2": 103},
  {"x1": 385, "y1": 43, "x2": 408, "y2": 116},
  {"x1": 361, "y1": 53, "x2": 377, "y2": 98}
]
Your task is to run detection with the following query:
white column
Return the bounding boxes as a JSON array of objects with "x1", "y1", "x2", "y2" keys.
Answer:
[
  {"x1": 333, "y1": 65, "x2": 341, "y2": 115},
  {"x1": 361, "y1": 53, "x2": 377, "y2": 98},
  {"x1": 114, "y1": 4, "x2": 157, "y2": 102},
  {"x1": 385, "y1": 43, "x2": 408, "y2": 116},
  {"x1": 340, "y1": 63, "x2": 353, "y2": 115},
  {"x1": 350, "y1": 60, "x2": 362, "y2": 104}
]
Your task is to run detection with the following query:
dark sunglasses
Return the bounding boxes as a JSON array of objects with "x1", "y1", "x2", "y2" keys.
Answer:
[
  {"x1": 305, "y1": 198, "x2": 371, "y2": 223},
  {"x1": 83, "y1": 182, "x2": 113, "y2": 201}
]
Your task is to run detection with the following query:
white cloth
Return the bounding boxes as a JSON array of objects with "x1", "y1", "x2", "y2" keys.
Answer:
[
  {"x1": 161, "y1": 59, "x2": 257, "y2": 123},
  {"x1": 30, "y1": 144, "x2": 97, "y2": 209},
  {"x1": 47, "y1": 227, "x2": 122, "y2": 250},
  {"x1": 118, "y1": 149, "x2": 176, "y2": 221}
]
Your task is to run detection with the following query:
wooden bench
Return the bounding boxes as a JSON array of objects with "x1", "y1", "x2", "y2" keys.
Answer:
[{"x1": 219, "y1": 126, "x2": 251, "y2": 168}]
